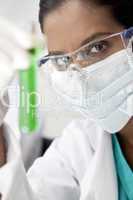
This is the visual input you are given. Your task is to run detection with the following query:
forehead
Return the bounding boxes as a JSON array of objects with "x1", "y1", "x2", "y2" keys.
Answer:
[{"x1": 43, "y1": 0, "x2": 123, "y2": 53}]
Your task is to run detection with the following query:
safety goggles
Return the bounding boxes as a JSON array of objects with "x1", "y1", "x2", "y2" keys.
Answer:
[{"x1": 39, "y1": 27, "x2": 133, "y2": 71}]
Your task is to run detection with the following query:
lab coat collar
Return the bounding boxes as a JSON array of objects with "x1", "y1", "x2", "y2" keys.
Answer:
[{"x1": 80, "y1": 123, "x2": 118, "y2": 200}]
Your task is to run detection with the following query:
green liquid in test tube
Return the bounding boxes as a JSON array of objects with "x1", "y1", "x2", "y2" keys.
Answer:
[{"x1": 19, "y1": 47, "x2": 42, "y2": 134}]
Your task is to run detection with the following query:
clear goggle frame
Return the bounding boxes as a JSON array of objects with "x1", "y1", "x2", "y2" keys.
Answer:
[{"x1": 39, "y1": 27, "x2": 133, "y2": 71}]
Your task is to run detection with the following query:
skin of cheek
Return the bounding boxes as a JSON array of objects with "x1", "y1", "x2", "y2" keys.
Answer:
[{"x1": 43, "y1": 1, "x2": 124, "y2": 53}]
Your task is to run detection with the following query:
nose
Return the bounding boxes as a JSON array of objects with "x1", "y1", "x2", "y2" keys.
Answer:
[{"x1": 68, "y1": 63, "x2": 81, "y2": 71}]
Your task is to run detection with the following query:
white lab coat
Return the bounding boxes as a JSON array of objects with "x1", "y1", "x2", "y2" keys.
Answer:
[{"x1": 0, "y1": 118, "x2": 118, "y2": 200}]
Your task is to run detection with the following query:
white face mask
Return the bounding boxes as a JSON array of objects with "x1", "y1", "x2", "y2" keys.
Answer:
[{"x1": 50, "y1": 49, "x2": 133, "y2": 133}]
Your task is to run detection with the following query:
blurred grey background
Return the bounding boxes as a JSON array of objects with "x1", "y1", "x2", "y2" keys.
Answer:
[{"x1": 0, "y1": 0, "x2": 40, "y2": 30}]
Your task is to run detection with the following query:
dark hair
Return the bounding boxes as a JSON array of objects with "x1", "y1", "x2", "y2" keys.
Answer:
[{"x1": 39, "y1": 0, "x2": 133, "y2": 32}]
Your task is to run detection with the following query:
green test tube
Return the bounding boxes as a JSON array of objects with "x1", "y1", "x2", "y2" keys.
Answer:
[{"x1": 19, "y1": 48, "x2": 41, "y2": 134}]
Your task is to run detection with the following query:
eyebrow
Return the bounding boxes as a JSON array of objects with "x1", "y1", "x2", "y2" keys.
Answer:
[
  {"x1": 48, "y1": 31, "x2": 113, "y2": 56},
  {"x1": 80, "y1": 32, "x2": 113, "y2": 46}
]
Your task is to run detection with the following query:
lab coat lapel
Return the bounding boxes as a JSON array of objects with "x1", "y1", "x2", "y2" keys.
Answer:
[{"x1": 80, "y1": 129, "x2": 118, "y2": 200}]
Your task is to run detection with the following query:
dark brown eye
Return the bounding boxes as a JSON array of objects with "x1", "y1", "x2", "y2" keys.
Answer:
[
  {"x1": 78, "y1": 41, "x2": 109, "y2": 61},
  {"x1": 90, "y1": 41, "x2": 108, "y2": 54}
]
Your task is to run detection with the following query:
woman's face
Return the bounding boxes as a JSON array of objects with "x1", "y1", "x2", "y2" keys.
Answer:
[{"x1": 43, "y1": 0, "x2": 124, "y2": 57}]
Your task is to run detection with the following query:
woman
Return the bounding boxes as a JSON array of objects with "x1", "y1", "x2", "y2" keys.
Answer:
[{"x1": 0, "y1": 0, "x2": 133, "y2": 200}]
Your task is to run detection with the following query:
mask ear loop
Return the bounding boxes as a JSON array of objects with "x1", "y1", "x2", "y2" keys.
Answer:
[
  {"x1": 126, "y1": 37, "x2": 133, "y2": 68},
  {"x1": 119, "y1": 28, "x2": 133, "y2": 116},
  {"x1": 126, "y1": 34, "x2": 133, "y2": 115}
]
